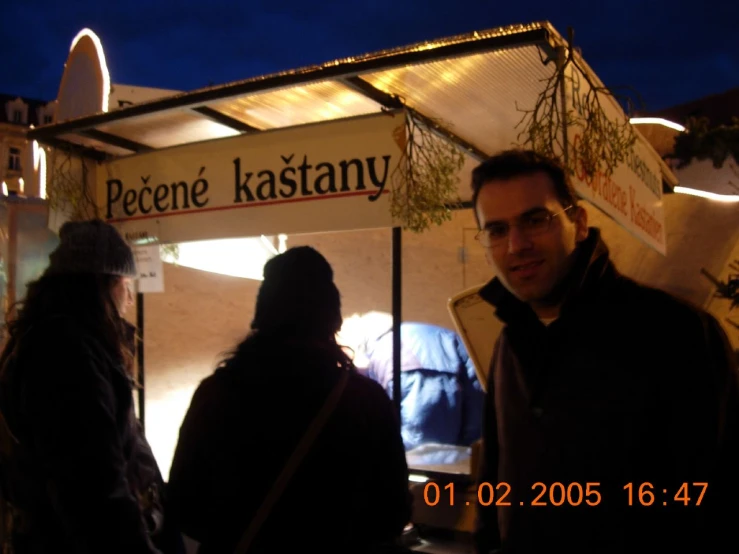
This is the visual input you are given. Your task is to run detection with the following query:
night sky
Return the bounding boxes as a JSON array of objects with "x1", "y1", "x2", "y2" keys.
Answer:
[{"x1": 2, "y1": 0, "x2": 737, "y2": 112}]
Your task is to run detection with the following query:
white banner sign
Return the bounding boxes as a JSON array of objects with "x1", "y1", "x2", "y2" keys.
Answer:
[
  {"x1": 133, "y1": 244, "x2": 164, "y2": 293},
  {"x1": 98, "y1": 111, "x2": 406, "y2": 244},
  {"x1": 566, "y1": 65, "x2": 666, "y2": 254}
]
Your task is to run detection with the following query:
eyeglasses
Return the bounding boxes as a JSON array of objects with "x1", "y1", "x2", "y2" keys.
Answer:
[{"x1": 475, "y1": 206, "x2": 574, "y2": 248}]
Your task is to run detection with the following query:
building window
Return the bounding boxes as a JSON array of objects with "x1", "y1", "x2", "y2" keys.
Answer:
[
  {"x1": 12, "y1": 111, "x2": 22, "y2": 124},
  {"x1": 8, "y1": 148, "x2": 20, "y2": 171},
  {"x1": 43, "y1": 115, "x2": 53, "y2": 124}
]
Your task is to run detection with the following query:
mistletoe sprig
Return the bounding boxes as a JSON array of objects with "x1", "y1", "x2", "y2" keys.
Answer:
[
  {"x1": 701, "y1": 260, "x2": 739, "y2": 310},
  {"x1": 159, "y1": 243, "x2": 180, "y2": 262},
  {"x1": 515, "y1": 27, "x2": 638, "y2": 180},
  {"x1": 47, "y1": 149, "x2": 101, "y2": 221},
  {"x1": 390, "y1": 111, "x2": 465, "y2": 233},
  {"x1": 670, "y1": 116, "x2": 739, "y2": 171}
]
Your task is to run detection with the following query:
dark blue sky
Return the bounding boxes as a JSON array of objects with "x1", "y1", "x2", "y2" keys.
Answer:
[{"x1": 2, "y1": 0, "x2": 737, "y2": 112}]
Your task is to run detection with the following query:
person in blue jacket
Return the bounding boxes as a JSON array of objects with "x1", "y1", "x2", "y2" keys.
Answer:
[{"x1": 355, "y1": 317, "x2": 484, "y2": 451}]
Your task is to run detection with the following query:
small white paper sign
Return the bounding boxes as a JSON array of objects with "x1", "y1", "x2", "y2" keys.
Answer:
[{"x1": 133, "y1": 244, "x2": 164, "y2": 293}]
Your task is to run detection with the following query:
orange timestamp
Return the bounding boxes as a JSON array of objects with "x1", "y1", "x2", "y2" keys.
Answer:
[
  {"x1": 624, "y1": 482, "x2": 708, "y2": 506},
  {"x1": 424, "y1": 482, "x2": 603, "y2": 507},
  {"x1": 423, "y1": 481, "x2": 710, "y2": 507}
]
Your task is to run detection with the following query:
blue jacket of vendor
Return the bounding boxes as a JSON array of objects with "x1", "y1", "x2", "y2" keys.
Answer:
[{"x1": 365, "y1": 322, "x2": 484, "y2": 450}]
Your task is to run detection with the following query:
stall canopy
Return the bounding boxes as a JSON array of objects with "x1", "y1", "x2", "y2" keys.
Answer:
[
  {"x1": 28, "y1": 22, "x2": 559, "y2": 169},
  {"x1": 27, "y1": 20, "x2": 677, "y2": 250}
]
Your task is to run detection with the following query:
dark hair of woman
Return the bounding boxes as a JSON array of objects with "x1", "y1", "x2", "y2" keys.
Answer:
[{"x1": 0, "y1": 273, "x2": 134, "y2": 378}]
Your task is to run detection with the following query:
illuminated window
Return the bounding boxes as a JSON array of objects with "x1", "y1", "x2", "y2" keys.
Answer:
[{"x1": 8, "y1": 148, "x2": 20, "y2": 171}]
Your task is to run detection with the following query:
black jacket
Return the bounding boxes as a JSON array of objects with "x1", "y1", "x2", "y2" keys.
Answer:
[
  {"x1": 0, "y1": 317, "x2": 167, "y2": 554},
  {"x1": 474, "y1": 228, "x2": 739, "y2": 554},
  {"x1": 168, "y1": 335, "x2": 412, "y2": 554}
]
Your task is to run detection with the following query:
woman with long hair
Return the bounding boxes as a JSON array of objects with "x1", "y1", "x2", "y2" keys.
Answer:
[
  {"x1": 0, "y1": 219, "x2": 179, "y2": 554},
  {"x1": 168, "y1": 246, "x2": 412, "y2": 554}
]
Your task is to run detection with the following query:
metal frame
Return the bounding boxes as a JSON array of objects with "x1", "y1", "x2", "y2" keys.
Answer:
[
  {"x1": 340, "y1": 76, "x2": 490, "y2": 161},
  {"x1": 78, "y1": 128, "x2": 153, "y2": 153},
  {"x1": 392, "y1": 227, "x2": 402, "y2": 419},
  {"x1": 191, "y1": 106, "x2": 261, "y2": 133},
  {"x1": 35, "y1": 136, "x2": 110, "y2": 162},
  {"x1": 136, "y1": 293, "x2": 145, "y2": 430}
]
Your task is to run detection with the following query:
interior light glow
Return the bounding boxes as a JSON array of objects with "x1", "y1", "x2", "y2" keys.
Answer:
[
  {"x1": 162, "y1": 237, "x2": 284, "y2": 280},
  {"x1": 674, "y1": 186, "x2": 739, "y2": 203},
  {"x1": 70, "y1": 28, "x2": 111, "y2": 113},
  {"x1": 146, "y1": 384, "x2": 200, "y2": 479},
  {"x1": 629, "y1": 117, "x2": 686, "y2": 132},
  {"x1": 1, "y1": 182, "x2": 7, "y2": 196},
  {"x1": 18, "y1": 178, "x2": 24, "y2": 194},
  {"x1": 337, "y1": 311, "x2": 394, "y2": 368},
  {"x1": 259, "y1": 235, "x2": 278, "y2": 256}
]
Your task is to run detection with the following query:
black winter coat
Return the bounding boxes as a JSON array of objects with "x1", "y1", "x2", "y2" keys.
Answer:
[
  {"x1": 168, "y1": 335, "x2": 412, "y2": 554},
  {"x1": 0, "y1": 317, "x2": 176, "y2": 554},
  {"x1": 474, "y1": 229, "x2": 739, "y2": 554}
]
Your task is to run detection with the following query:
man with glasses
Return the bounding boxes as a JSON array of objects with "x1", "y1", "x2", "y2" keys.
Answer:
[{"x1": 471, "y1": 149, "x2": 739, "y2": 554}]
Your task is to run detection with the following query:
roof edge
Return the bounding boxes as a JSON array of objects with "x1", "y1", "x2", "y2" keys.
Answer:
[{"x1": 29, "y1": 23, "x2": 553, "y2": 143}]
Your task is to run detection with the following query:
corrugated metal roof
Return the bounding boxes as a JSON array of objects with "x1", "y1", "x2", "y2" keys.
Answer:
[
  {"x1": 27, "y1": 20, "x2": 680, "y2": 194},
  {"x1": 27, "y1": 21, "x2": 558, "y2": 158},
  {"x1": 96, "y1": 109, "x2": 241, "y2": 150},
  {"x1": 363, "y1": 44, "x2": 554, "y2": 155},
  {"x1": 209, "y1": 80, "x2": 383, "y2": 130}
]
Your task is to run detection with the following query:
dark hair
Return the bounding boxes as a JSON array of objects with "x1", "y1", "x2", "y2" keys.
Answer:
[
  {"x1": 221, "y1": 330, "x2": 356, "y2": 376},
  {"x1": 471, "y1": 149, "x2": 579, "y2": 223},
  {"x1": 0, "y1": 273, "x2": 134, "y2": 377},
  {"x1": 221, "y1": 246, "x2": 354, "y2": 373},
  {"x1": 251, "y1": 246, "x2": 343, "y2": 340}
]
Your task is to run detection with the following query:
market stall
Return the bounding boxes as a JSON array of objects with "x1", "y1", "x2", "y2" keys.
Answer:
[{"x1": 26, "y1": 21, "x2": 679, "y2": 552}]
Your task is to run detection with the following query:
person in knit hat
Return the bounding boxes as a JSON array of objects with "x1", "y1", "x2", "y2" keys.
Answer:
[
  {"x1": 45, "y1": 219, "x2": 138, "y2": 315},
  {"x1": 168, "y1": 246, "x2": 413, "y2": 554},
  {"x1": 0, "y1": 219, "x2": 182, "y2": 554},
  {"x1": 251, "y1": 245, "x2": 343, "y2": 339}
]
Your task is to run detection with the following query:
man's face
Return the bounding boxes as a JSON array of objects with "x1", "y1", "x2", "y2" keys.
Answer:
[{"x1": 474, "y1": 171, "x2": 588, "y2": 307}]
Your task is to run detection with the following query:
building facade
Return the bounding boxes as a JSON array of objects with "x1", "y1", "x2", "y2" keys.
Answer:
[{"x1": 0, "y1": 93, "x2": 57, "y2": 197}]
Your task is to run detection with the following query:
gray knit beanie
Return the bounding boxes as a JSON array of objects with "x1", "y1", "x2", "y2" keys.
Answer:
[{"x1": 46, "y1": 219, "x2": 137, "y2": 277}]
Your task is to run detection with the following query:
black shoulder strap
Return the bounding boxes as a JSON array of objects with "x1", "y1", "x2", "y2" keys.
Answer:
[{"x1": 233, "y1": 370, "x2": 349, "y2": 554}]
